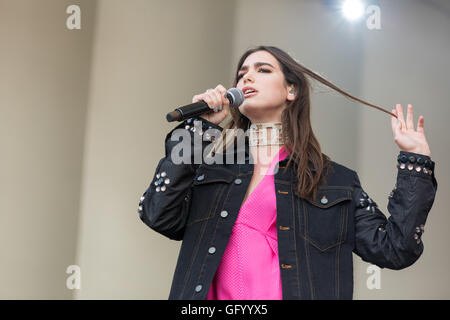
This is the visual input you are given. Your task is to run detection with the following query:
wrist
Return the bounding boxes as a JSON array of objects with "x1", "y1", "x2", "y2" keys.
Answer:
[{"x1": 401, "y1": 148, "x2": 430, "y2": 157}]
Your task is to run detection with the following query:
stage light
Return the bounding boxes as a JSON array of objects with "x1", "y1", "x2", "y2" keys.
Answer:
[{"x1": 342, "y1": 0, "x2": 365, "y2": 21}]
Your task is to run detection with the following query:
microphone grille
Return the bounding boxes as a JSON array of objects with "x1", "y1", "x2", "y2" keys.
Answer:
[{"x1": 227, "y1": 88, "x2": 244, "y2": 107}]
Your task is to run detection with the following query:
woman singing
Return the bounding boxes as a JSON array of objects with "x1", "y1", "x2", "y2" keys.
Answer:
[{"x1": 138, "y1": 45, "x2": 437, "y2": 300}]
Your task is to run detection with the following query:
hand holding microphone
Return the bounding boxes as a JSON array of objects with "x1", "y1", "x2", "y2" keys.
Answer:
[
  {"x1": 193, "y1": 84, "x2": 231, "y2": 125},
  {"x1": 166, "y1": 85, "x2": 244, "y2": 125}
]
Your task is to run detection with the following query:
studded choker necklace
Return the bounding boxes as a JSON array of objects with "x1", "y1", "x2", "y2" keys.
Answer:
[{"x1": 248, "y1": 122, "x2": 284, "y2": 147}]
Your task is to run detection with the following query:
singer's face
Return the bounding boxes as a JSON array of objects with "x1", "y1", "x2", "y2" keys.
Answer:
[{"x1": 236, "y1": 50, "x2": 293, "y2": 122}]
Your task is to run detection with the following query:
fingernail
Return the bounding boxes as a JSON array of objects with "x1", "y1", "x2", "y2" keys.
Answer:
[{"x1": 219, "y1": 105, "x2": 222, "y2": 111}]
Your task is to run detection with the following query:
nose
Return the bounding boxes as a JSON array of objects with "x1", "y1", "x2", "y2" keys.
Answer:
[
  {"x1": 241, "y1": 68, "x2": 255, "y2": 84},
  {"x1": 243, "y1": 73, "x2": 254, "y2": 84}
]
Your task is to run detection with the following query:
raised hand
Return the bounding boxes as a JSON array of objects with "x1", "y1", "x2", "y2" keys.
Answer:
[{"x1": 391, "y1": 104, "x2": 431, "y2": 157}]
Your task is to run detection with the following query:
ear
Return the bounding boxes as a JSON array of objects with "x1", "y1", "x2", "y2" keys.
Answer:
[{"x1": 287, "y1": 85, "x2": 296, "y2": 101}]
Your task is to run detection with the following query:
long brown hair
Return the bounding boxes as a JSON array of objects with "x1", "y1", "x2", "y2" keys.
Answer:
[{"x1": 213, "y1": 45, "x2": 390, "y2": 202}]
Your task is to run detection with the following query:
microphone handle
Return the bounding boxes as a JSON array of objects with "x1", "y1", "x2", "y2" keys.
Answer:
[{"x1": 166, "y1": 100, "x2": 211, "y2": 122}]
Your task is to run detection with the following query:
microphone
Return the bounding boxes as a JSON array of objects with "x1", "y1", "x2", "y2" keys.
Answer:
[{"x1": 166, "y1": 88, "x2": 244, "y2": 122}]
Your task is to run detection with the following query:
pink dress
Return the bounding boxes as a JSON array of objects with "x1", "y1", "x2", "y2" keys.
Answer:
[{"x1": 206, "y1": 146, "x2": 289, "y2": 300}]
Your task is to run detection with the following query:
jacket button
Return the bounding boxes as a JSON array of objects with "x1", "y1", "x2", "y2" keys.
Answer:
[
  {"x1": 220, "y1": 210, "x2": 228, "y2": 218},
  {"x1": 197, "y1": 174, "x2": 205, "y2": 181},
  {"x1": 195, "y1": 285, "x2": 202, "y2": 292},
  {"x1": 234, "y1": 178, "x2": 242, "y2": 185},
  {"x1": 208, "y1": 247, "x2": 216, "y2": 254},
  {"x1": 320, "y1": 196, "x2": 328, "y2": 204}
]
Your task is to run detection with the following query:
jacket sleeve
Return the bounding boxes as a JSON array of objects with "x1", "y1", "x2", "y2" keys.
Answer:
[
  {"x1": 138, "y1": 116, "x2": 223, "y2": 241},
  {"x1": 352, "y1": 150, "x2": 437, "y2": 270}
]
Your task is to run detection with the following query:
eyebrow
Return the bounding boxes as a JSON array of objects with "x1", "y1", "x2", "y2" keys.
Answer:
[{"x1": 238, "y1": 62, "x2": 275, "y2": 72}]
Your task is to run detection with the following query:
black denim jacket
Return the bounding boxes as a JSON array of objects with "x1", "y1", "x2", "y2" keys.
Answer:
[{"x1": 139, "y1": 117, "x2": 438, "y2": 300}]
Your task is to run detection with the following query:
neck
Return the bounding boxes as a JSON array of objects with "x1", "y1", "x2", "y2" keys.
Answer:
[
  {"x1": 249, "y1": 144, "x2": 283, "y2": 170},
  {"x1": 248, "y1": 121, "x2": 284, "y2": 147},
  {"x1": 248, "y1": 122, "x2": 284, "y2": 167}
]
